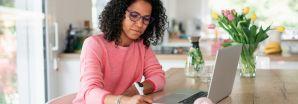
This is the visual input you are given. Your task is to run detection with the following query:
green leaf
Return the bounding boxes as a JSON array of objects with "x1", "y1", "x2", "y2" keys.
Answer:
[
  {"x1": 221, "y1": 16, "x2": 230, "y2": 25},
  {"x1": 264, "y1": 25, "x2": 271, "y2": 32},
  {"x1": 222, "y1": 41, "x2": 239, "y2": 47},
  {"x1": 218, "y1": 21, "x2": 240, "y2": 42},
  {"x1": 250, "y1": 25, "x2": 258, "y2": 36},
  {"x1": 249, "y1": 25, "x2": 258, "y2": 43},
  {"x1": 242, "y1": 18, "x2": 251, "y2": 28},
  {"x1": 236, "y1": 21, "x2": 249, "y2": 43},
  {"x1": 218, "y1": 21, "x2": 229, "y2": 30},
  {"x1": 255, "y1": 26, "x2": 270, "y2": 43},
  {"x1": 243, "y1": 27, "x2": 252, "y2": 43}
]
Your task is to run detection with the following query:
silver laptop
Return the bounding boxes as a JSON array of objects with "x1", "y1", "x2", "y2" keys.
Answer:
[{"x1": 154, "y1": 45, "x2": 242, "y2": 104}]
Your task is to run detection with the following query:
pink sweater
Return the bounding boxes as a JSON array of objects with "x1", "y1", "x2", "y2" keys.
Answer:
[{"x1": 73, "y1": 34, "x2": 165, "y2": 104}]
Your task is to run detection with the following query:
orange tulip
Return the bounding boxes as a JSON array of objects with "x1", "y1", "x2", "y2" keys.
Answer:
[{"x1": 242, "y1": 7, "x2": 250, "y2": 14}]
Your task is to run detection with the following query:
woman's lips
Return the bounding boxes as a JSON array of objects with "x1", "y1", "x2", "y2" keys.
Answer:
[{"x1": 131, "y1": 29, "x2": 141, "y2": 33}]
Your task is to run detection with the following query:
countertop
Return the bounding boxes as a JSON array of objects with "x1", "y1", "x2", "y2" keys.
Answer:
[
  {"x1": 155, "y1": 54, "x2": 298, "y2": 61},
  {"x1": 59, "y1": 53, "x2": 298, "y2": 62}
]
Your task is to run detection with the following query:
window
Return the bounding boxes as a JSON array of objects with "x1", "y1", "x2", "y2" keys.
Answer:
[
  {"x1": 91, "y1": 0, "x2": 109, "y2": 32},
  {"x1": 209, "y1": 0, "x2": 298, "y2": 29},
  {"x1": 0, "y1": 0, "x2": 45, "y2": 103}
]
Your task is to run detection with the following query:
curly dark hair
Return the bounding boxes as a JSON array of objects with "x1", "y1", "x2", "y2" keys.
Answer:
[{"x1": 99, "y1": 0, "x2": 168, "y2": 47}]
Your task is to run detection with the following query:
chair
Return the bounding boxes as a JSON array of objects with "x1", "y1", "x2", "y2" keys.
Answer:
[{"x1": 46, "y1": 93, "x2": 77, "y2": 104}]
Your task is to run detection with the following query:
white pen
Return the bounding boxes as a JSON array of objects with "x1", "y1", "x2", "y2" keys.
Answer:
[{"x1": 134, "y1": 82, "x2": 144, "y2": 95}]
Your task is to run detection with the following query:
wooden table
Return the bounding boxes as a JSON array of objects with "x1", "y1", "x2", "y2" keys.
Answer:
[
  {"x1": 156, "y1": 54, "x2": 298, "y2": 62},
  {"x1": 152, "y1": 68, "x2": 298, "y2": 104}
]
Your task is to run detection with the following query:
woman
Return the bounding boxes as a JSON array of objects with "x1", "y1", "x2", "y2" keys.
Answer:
[{"x1": 73, "y1": 0, "x2": 167, "y2": 104}]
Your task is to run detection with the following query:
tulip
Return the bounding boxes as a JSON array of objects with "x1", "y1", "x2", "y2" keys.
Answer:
[
  {"x1": 227, "y1": 14, "x2": 235, "y2": 21},
  {"x1": 251, "y1": 13, "x2": 257, "y2": 21},
  {"x1": 211, "y1": 11, "x2": 219, "y2": 20},
  {"x1": 221, "y1": 10, "x2": 225, "y2": 15},
  {"x1": 242, "y1": 7, "x2": 250, "y2": 14},
  {"x1": 223, "y1": 10, "x2": 232, "y2": 17},
  {"x1": 226, "y1": 10, "x2": 231, "y2": 15},
  {"x1": 274, "y1": 26, "x2": 286, "y2": 32}
]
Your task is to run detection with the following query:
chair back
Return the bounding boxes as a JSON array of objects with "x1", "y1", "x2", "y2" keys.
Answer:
[{"x1": 46, "y1": 93, "x2": 77, "y2": 104}]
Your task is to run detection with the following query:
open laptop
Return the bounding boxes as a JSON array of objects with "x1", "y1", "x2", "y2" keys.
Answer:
[{"x1": 154, "y1": 45, "x2": 242, "y2": 104}]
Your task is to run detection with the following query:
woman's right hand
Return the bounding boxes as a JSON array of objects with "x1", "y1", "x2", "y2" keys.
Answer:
[{"x1": 122, "y1": 95, "x2": 153, "y2": 104}]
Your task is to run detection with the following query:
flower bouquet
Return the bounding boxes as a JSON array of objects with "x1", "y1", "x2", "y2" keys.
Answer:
[{"x1": 211, "y1": 7, "x2": 284, "y2": 78}]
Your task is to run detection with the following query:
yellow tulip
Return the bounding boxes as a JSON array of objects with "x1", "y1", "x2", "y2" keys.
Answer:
[
  {"x1": 275, "y1": 26, "x2": 286, "y2": 32},
  {"x1": 211, "y1": 11, "x2": 219, "y2": 20},
  {"x1": 251, "y1": 13, "x2": 257, "y2": 21},
  {"x1": 242, "y1": 7, "x2": 250, "y2": 14}
]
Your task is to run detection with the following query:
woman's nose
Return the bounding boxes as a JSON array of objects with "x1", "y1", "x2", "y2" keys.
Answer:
[{"x1": 135, "y1": 18, "x2": 144, "y2": 28}]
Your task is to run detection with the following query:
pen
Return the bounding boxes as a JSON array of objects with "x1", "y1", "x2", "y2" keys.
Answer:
[{"x1": 134, "y1": 82, "x2": 144, "y2": 95}]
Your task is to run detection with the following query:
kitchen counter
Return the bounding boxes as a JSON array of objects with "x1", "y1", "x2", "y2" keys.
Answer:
[
  {"x1": 58, "y1": 53, "x2": 298, "y2": 62},
  {"x1": 265, "y1": 54, "x2": 298, "y2": 61},
  {"x1": 59, "y1": 53, "x2": 80, "y2": 59},
  {"x1": 155, "y1": 54, "x2": 298, "y2": 62},
  {"x1": 55, "y1": 53, "x2": 298, "y2": 98},
  {"x1": 59, "y1": 53, "x2": 298, "y2": 70}
]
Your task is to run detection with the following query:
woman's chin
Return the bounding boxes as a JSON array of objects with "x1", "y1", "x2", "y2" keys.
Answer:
[
  {"x1": 130, "y1": 36, "x2": 140, "y2": 40},
  {"x1": 128, "y1": 33, "x2": 141, "y2": 40}
]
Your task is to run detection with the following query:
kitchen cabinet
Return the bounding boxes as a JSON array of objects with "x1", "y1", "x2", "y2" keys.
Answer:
[{"x1": 56, "y1": 54, "x2": 80, "y2": 96}]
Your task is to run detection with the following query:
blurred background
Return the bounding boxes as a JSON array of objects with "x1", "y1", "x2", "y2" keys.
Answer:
[{"x1": 0, "y1": 0, "x2": 298, "y2": 103}]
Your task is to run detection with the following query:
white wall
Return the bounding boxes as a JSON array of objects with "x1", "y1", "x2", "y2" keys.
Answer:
[
  {"x1": 53, "y1": 0, "x2": 92, "y2": 53},
  {"x1": 164, "y1": 0, "x2": 209, "y2": 20},
  {"x1": 163, "y1": 0, "x2": 177, "y2": 20},
  {"x1": 176, "y1": 0, "x2": 202, "y2": 20},
  {"x1": 163, "y1": 0, "x2": 210, "y2": 36}
]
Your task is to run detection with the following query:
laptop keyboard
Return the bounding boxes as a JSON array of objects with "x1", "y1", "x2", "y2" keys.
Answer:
[{"x1": 178, "y1": 91, "x2": 208, "y2": 104}]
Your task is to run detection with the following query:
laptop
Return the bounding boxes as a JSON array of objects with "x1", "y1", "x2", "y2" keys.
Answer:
[{"x1": 154, "y1": 45, "x2": 242, "y2": 104}]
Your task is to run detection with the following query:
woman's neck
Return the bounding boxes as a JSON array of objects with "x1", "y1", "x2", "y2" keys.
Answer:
[{"x1": 119, "y1": 32, "x2": 133, "y2": 47}]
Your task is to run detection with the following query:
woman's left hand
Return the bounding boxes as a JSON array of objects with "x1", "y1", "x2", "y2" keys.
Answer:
[{"x1": 123, "y1": 84, "x2": 138, "y2": 96}]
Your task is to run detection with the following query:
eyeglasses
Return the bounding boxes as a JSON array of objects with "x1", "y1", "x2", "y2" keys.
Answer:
[{"x1": 126, "y1": 10, "x2": 154, "y2": 25}]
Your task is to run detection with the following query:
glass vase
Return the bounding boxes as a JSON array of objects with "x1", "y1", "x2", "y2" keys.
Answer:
[
  {"x1": 240, "y1": 44, "x2": 258, "y2": 78},
  {"x1": 185, "y1": 48, "x2": 205, "y2": 77}
]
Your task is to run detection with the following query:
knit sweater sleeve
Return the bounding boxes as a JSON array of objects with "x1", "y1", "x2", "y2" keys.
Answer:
[
  {"x1": 73, "y1": 36, "x2": 110, "y2": 104},
  {"x1": 143, "y1": 47, "x2": 166, "y2": 92}
]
